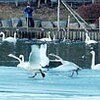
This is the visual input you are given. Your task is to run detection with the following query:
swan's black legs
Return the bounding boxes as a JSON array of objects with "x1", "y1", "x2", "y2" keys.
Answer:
[
  {"x1": 70, "y1": 68, "x2": 80, "y2": 77},
  {"x1": 29, "y1": 73, "x2": 37, "y2": 78},
  {"x1": 75, "y1": 69, "x2": 79, "y2": 75},
  {"x1": 70, "y1": 70, "x2": 74, "y2": 77},
  {"x1": 39, "y1": 69, "x2": 45, "y2": 78}
]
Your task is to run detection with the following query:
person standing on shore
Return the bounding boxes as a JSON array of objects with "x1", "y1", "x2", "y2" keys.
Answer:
[{"x1": 24, "y1": 2, "x2": 34, "y2": 27}]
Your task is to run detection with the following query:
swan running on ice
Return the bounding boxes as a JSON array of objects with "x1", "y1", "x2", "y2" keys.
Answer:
[
  {"x1": 8, "y1": 44, "x2": 49, "y2": 78},
  {"x1": 49, "y1": 53, "x2": 82, "y2": 77}
]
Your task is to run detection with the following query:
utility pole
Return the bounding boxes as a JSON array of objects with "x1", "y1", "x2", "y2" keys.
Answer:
[
  {"x1": 92, "y1": 0, "x2": 95, "y2": 4},
  {"x1": 99, "y1": 17, "x2": 100, "y2": 33},
  {"x1": 57, "y1": 0, "x2": 60, "y2": 32}
]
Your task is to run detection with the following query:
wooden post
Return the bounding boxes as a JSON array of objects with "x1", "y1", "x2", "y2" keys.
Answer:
[
  {"x1": 27, "y1": 14, "x2": 28, "y2": 33},
  {"x1": 57, "y1": 0, "x2": 60, "y2": 32},
  {"x1": 99, "y1": 17, "x2": 100, "y2": 33},
  {"x1": 38, "y1": 0, "x2": 41, "y2": 8},
  {"x1": 44, "y1": 0, "x2": 47, "y2": 4},
  {"x1": 67, "y1": 15, "x2": 70, "y2": 34},
  {"x1": 92, "y1": 0, "x2": 95, "y2": 4}
]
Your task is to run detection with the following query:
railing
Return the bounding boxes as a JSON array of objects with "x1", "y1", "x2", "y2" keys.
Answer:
[{"x1": 0, "y1": 28, "x2": 99, "y2": 41}]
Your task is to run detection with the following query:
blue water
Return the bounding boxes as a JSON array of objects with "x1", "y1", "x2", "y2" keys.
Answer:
[{"x1": 0, "y1": 66, "x2": 100, "y2": 100}]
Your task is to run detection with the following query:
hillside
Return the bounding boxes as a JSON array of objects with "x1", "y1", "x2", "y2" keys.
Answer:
[{"x1": 0, "y1": 3, "x2": 73, "y2": 21}]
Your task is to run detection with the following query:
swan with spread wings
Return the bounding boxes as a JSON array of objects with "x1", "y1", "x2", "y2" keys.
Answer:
[{"x1": 8, "y1": 44, "x2": 49, "y2": 78}]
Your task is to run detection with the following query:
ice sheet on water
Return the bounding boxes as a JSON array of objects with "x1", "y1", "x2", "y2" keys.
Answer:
[{"x1": 0, "y1": 66, "x2": 100, "y2": 99}]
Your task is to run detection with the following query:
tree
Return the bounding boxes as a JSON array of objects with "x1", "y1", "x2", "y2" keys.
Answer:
[{"x1": 77, "y1": 4, "x2": 100, "y2": 23}]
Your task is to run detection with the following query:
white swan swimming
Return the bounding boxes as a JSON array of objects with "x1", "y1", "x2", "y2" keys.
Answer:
[
  {"x1": 90, "y1": 50, "x2": 100, "y2": 70},
  {"x1": 0, "y1": 31, "x2": 17, "y2": 44},
  {"x1": 85, "y1": 33, "x2": 97, "y2": 45},
  {"x1": 49, "y1": 53, "x2": 81, "y2": 77},
  {"x1": 8, "y1": 44, "x2": 49, "y2": 78},
  {"x1": 39, "y1": 31, "x2": 52, "y2": 42}
]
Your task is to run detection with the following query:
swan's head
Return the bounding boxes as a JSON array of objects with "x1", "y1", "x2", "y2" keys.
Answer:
[
  {"x1": 90, "y1": 51, "x2": 95, "y2": 54},
  {"x1": 49, "y1": 53, "x2": 56, "y2": 57},
  {"x1": 19, "y1": 55, "x2": 24, "y2": 62},
  {"x1": 8, "y1": 54, "x2": 14, "y2": 57},
  {"x1": 47, "y1": 31, "x2": 50, "y2": 34},
  {"x1": 19, "y1": 55, "x2": 24, "y2": 59},
  {"x1": 49, "y1": 53, "x2": 54, "y2": 56},
  {"x1": 41, "y1": 28, "x2": 44, "y2": 31},
  {"x1": 0, "y1": 32, "x2": 4, "y2": 36}
]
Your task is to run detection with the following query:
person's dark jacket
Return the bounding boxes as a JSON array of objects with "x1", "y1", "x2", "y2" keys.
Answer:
[{"x1": 24, "y1": 6, "x2": 33, "y2": 18}]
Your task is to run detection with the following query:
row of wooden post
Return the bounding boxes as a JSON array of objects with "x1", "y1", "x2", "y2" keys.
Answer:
[{"x1": 1, "y1": 28, "x2": 99, "y2": 41}]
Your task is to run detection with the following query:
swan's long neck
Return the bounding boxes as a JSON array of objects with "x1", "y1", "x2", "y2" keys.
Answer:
[
  {"x1": 0, "y1": 32, "x2": 5, "y2": 41},
  {"x1": 47, "y1": 32, "x2": 52, "y2": 40},
  {"x1": 48, "y1": 35, "x2": 51, "y2": 40},
  {"x1": 91, "y1": 51, "x2": 95, "y2": 69},
  {"x1": 53, "y1": 34, "x2": 56, "y2": 41},
  {"x1": 14, "y1": 32, "x2": 17, "y2": 39},
  {"x1": 85, "y1": 33, "x2": 90, "y2": 42},
  {"x1": 49, "y1": 53, "x2": 64, "y2": 64},
  {"x1": 19, "y1": 55, "x2": 24, "y2": 62},
  {"x1": 8, "y1": 54, "x2": 22, "y2": 63}
]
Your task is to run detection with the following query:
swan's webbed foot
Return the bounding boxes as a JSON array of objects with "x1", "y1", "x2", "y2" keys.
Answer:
[
  {"x1": 39, "y1": 69, "x2": 45, "y2": 78},
  {"x1": 29, "y1": 73, "x2": 37, "y2": 78}
]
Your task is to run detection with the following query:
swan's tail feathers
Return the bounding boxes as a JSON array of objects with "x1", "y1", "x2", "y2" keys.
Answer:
[{"x1": 39, "y1": 69, "x2": 45, "y2": 78}]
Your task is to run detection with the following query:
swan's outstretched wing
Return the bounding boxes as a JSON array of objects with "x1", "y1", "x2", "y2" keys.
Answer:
[
  {"x1": 49, "y1": 53, "x2": 68, "y2": 64},
  {"x1": 29, "y1": 45, "x2": 41, "y2": 68},
  {"x1": 40, "y1": 44, "x2": 49, "y2": 67},
  {"x1": 53, "y1": 62, "x2": 81, "y2": 71}
]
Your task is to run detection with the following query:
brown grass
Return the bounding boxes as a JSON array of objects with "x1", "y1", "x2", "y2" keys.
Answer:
[{"x1": 0, "y1": 3, "x2": 72, "y2": 21}]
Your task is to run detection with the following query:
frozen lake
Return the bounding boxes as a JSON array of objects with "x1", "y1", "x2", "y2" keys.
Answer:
[{"x1": 0, "y1": 66, "x2": 100, "y2": 100}]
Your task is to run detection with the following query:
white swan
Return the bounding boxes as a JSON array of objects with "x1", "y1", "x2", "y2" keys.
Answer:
[
  {"x1": 8, "y1": 53, "x2": 45, "y2": 78},
  {"x1": 90, "y1": 50, "x2": 100, "y2": 70},
  {"x1": 39, "y1": 31, "x2": 52, "y2": 42},
  {"x1": 28, "y1": 44, "x2": 50, "y2": 77},
  {"x1": 8, "y1": 54, "x2": 29, "y2": 69},
  {"x1": 8, "y1": 44, "x2": 49, "y2": 78},
  {"x1": 85, "y1": 33, "x2": 97, "y2": 45},
  {"x1": 0, "y1": 31, "x2": 17, "y2": 44},
  {"x1": 49, "y1": 53, "x2": 81, "y2": 77}
]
